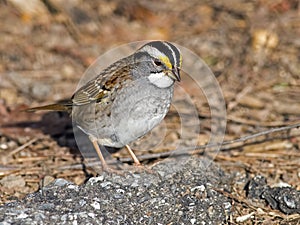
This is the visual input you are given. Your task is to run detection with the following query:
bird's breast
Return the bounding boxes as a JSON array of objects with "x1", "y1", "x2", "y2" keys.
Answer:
[{"x1": 109, "y1": 82, "x2": 174, "y2": 145}]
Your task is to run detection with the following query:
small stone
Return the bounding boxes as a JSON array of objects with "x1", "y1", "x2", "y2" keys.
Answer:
[
  {"x1": 246, "y1": 175, "x2": 268, "y2": 199},
  {"x1": 88, "y1": 175, "x2": 104, "y2": 185},
  {"x1": 61, "y1": 214, "x2": 67, "y2": 221},
  {"x1": 0, "y1": 143, "x2": 8, "y2": 150},
  {"x1": 283, "y1": 196, "x2": 296, "y2": 209},
  {"x1": 100, "y1": 181, "x2": 112, "y2": 188},
  {"x1": 88, "y1": 213, "x2": 96, "y2": 219},
  {"x1": 191, "y1": 185, "x2": 206, "y2": 192},
  {"x1": 38, "y1": 203, "x2": 55, "y2": 211},
  {"x1": 271, "y1": 182, "x2": 291, "y2": 188},
  {"x1": 252, "y1": 29, "x2": 279, "y2": 51},
  {"x1": 90, "y1": 201, "x2": 100, "y2": 210},
  {"x1": 236, "y1": 212, "x2": 255, "y2": 223},
  {"x1": 34, "y1": 212, "x2": 46, "y2": 221},
  {"x1": 67, "y1": 184, "x2": 79, "y2": 190},
  {"x1": 42, "y1": 175, "x2": 55, "y2": 187},
  {"x1": 17, "y1": 212, "x2": 28, "y2": 219},
  {"x1": 190, "y1": 218, "x2": 196, "y2": 224},
  {"x1": 53, "y1": 178, "x2": 71, "y2": 187},
  {"x1": 78, "y1": 199, "x2": 86, "y2": 207},
  {"x1": 223, "y1": 202, "x2": 232, "y2": 210},
  {"x1": 116, "y1": 188, "x2": 125, "y2": 194},
  {"x1": 0, "y1": 175, "x2": 26, "y2": 189}
]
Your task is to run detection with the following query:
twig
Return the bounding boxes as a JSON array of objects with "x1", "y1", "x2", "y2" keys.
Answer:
[
  {"x1": 220, "y1": 123, "x2": 300, "y2": 145},
  {"x1": 7, "y1": 138, "x2": 38, "y2": 157},
  {"x1": 121, "y1": 122, "x2": 300, "y2": 163}
]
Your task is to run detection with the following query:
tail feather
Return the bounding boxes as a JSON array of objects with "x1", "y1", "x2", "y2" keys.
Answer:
[{"x1": 25, "y1": 102, "x2": 72, "y2": 112}]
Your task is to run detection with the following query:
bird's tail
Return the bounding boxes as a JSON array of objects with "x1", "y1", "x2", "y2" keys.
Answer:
[{"x1": 25, "y1": 101, "x2": 72, "y2": 113}]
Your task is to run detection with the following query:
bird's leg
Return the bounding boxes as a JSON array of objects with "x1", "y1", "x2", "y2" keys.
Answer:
[
  {"x1": 124, "y1": 145, "x2": 155, "y2": 174},
  {"x1": 125, "y1": 145, "x2": 141, "y2": 166},
  {"x1": 89, "y1": 136, "x2": 109, "y2": 171},
  {"x1": 89, "y1": 136, "x2": 125, "y2": 174}
]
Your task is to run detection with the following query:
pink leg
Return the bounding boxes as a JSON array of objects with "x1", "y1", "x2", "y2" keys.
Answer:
[
  {"x1": 89, "y1": 136, "x2": 109, "y2": 171},
  {"x1": 125, "y1": 145, "x2": 141, "y2": 166}
]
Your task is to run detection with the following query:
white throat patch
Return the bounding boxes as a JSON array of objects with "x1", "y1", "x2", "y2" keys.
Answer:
[{"x1": 148, "y1": 72, "x2": 174, "y2": 88}]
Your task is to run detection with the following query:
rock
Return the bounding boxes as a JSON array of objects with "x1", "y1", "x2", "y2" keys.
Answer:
[{"x1": 246, "y1": 175, "x2": 300, "y2": 214}]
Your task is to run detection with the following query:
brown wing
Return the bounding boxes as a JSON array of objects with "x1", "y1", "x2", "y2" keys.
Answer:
[{"x1": 71, "y1": 58, "x2": 132, "y2": 106}]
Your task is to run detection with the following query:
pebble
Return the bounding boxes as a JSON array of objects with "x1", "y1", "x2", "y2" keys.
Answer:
[
  {"x1": 90, "y1": 201, "x2": 100, "y2": 210},
  {"x1": 16, "y1": 212, "x2": 28, "y2": 219},
  {"x1": 191, "y1": 185, "x2": 206, "y2": 192},
  {"x1": 88, "y1": 175, "x2": 105, "y2": 185},
  {"x1": 100, "y1": 181, "x2": 112, "y2": 188},
  {"x1": 38, "y1": 203, "x2": 55, "y2": 211},
  {"x1": 41, "y1": 176, "x2": 55, "y2": 187},
  {"x1": 0, "y1": 175, "x2": 25, "y2": 189},
  {"x1": 53, "y1": 178, "x2": 72, "y2": 187},
  {"x1": 190, "y1": 218, "x2": 196, "y2": 224},
  {"x1": 236, "y1": 212, "x2": 255, "y2": 223}
]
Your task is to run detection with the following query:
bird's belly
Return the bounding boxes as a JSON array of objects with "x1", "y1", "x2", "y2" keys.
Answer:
[{"x1": 112, "y1": 96, "x2": 170, "y2": 146}]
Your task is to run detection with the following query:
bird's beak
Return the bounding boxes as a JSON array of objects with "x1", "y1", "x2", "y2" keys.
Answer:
[{"x1": 167, "y1": 67, "x2": 181, "y2": 82}]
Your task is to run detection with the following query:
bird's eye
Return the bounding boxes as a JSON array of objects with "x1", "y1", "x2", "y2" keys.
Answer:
[{"x1": 154, "y1": 60, "x2": 162, "y2": 66}]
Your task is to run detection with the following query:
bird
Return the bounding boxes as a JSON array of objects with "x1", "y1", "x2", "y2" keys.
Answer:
[{"x1": 27, "y1": 41, "x2": 182, "y2": 172}]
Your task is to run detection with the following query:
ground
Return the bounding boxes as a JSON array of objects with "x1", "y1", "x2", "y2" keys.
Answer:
[{"x1": 0, "y1": 0, "x2": 299, "y2": 224}]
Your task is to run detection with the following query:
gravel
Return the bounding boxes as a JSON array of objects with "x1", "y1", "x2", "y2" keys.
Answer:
[{"x1": 0, "y1": 158, "x2": 232, "y2": 224}]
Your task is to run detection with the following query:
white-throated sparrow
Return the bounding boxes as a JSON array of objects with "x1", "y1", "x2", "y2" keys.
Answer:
[{"x1": 28, "y1": 41, "x2": 182, "y2": 172}]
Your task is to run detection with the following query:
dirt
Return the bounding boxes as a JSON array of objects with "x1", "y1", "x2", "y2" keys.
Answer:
[{"x1": 0, "y1": 0, "x2": 299, "y2": 224}]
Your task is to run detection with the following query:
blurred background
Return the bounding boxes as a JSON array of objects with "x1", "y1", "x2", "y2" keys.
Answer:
[{"x1": 0, "y1": 0, "x2": 299, "y2": 221}]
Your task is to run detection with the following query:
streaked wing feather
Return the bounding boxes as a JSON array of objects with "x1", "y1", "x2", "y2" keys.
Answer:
[
  {"x1": 71, "y1": 58, "x2": 132, "y2": 106},
  {"x1": 72, "y1": 79, "x2": 106, "y2": 105}
]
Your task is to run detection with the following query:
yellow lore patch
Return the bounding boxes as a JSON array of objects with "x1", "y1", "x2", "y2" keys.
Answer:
[{"x1": 159, "y1": 56, "x2": 172, "y2": 69}]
